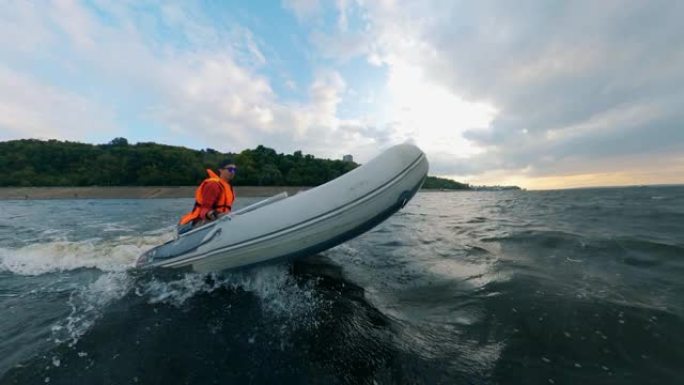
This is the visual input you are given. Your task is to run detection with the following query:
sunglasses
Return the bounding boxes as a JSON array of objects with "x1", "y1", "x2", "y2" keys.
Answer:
[{"x1": 222, "y1": 166, "x2": 237, "y2": 172}]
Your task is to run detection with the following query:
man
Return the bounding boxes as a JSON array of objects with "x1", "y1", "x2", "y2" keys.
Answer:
[{"x1": 178, "y1": 159, "x2": 236, "y2": 231}]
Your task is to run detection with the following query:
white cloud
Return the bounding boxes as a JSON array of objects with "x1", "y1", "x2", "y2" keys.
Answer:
[
  {"x1": 4, "y1": 1, "x2": 683, "y2": 188},
  {"x1": 310, "y1": 30, "x2": 370, "y2": 61},
  {"x1": 336, "y1": 0, "x2": 350, "y2": 31},
  {"x1": 0, "y1": 65, "x2": 117, "y2": 142},
  {"x1": 281, "y1": 0, "x2": 321, "y2": 21},
  {"x1": 0, "y1": 1, "x2": 358, "y2": 159},
  {"x1": 350, "y1": 0, "x2": 684, "y2": 186},
  {"x1": 383, "y1": 60, "x2": 496, "y2": 157},
  {"x1": 0, "y1": 1, "x2": 56, "y2": 55},
  {"x1": 302, "y1": 2, "x2": 498, "y2": 163}
]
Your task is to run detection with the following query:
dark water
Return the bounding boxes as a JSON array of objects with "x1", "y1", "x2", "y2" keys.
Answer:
[{"x1": 1, "y1": 187, "x2": 683, "y2": 384}]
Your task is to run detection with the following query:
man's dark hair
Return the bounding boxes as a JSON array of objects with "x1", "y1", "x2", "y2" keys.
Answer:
[{"x1": 218, "y1": 158, "x2": 235, "y2": 169}]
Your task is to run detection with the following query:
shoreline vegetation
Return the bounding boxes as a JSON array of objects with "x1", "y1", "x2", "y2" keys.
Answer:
[
  {"x1": 0, "y1": 186, "x2": 307, "y2": 200},
  {"x1": 0, "y1": 185, "x2": 517, "y2": 200},
  {"x1": 0, "y1": 138, "x2": 520, "y2": 199}
]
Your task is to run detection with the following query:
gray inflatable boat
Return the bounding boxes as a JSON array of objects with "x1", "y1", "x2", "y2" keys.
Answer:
[{"x1": 136, "y1": 143, "x2": 429, "y2": 273}]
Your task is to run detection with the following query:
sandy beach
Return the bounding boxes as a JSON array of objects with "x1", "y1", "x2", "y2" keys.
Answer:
[{"x1": 0, "y1": 186, "x2": 309, "y2": 200}]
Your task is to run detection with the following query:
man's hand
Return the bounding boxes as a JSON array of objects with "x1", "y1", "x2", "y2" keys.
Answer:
[{"x1": 206, "y1": 210, "x2": 218, "y2": 221}]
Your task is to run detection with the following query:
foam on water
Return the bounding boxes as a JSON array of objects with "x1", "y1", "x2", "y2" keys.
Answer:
[
  {"x1": 44, "y1": 264, "x2": 322, "y2": 350},
  {"x1": 0, "y1": 217, "x2": 324, "y2": 351},
  {"x1": 135, "y1": 272, "x2": 223, "y2": 307},
  {"x1": 51, "y1": 272, "x2": 132, "y2": 347},
  {"x1": 136, "y1": 264, "x2": 323, "y2": 322},
  {"x1": 223, "y1": 264, "x2": 324, "y2": 321},
  {"x1": 0, "y1": 231, "x2": 174, "y2": 275}
]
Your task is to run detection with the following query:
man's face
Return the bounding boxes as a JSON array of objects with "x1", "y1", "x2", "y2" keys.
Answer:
[{"x1": 219, "y1": 164, "x2": 237, "y2": 181}]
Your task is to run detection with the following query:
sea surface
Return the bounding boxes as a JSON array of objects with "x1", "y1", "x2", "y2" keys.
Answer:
[{"x1": 1, "y1": 187, "x2": 683, "y2": 385}]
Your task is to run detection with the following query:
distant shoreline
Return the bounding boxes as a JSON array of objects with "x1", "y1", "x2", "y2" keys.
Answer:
[
  {"x1": 0, "y1": 186, "x2": 517, "y2": 200},
  {"x1": 0, "y1": 186, "x2": 310, "y2": 200}
]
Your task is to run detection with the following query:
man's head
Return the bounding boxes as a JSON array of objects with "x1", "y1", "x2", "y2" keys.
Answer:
[{"x1": 218, "y1": 159, "x2": 237, "y2": 182}]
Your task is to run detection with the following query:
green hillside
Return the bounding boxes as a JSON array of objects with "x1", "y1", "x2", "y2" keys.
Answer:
[
  {"x1": 0, "y1": 138, "x2": 357, "y2": 187},
  {"x1": 0, "y1": 138, "x2": 471, "y2": 189}
]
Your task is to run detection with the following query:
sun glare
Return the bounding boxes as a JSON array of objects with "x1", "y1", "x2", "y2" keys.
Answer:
[{"x1": 384, "y1": 62, "x2": 496, "y2": 157}]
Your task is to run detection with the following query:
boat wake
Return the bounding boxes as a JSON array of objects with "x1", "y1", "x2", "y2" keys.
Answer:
[
  {"x1": 41, "y1": 264, "x2": 324, "y2": 350},
  {"x1": 0, "y1": 230, "x2": 175, "y2": 276},
  {"x1": 0, "y1": 228, "x2": 327, "y2": 360}
]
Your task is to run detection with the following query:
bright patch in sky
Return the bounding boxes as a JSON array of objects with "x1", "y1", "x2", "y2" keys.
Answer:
[
  {"x1": 1, "y1": 0, "x2": 683, "y2": 189},
  {"x1": 385, "y1": 61, "x2": 496, "y2": 157}
]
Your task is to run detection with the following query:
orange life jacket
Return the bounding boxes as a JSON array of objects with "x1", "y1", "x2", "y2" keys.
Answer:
[{"x1": 179, "y1": 169, "x2": 235, "y2": 225}]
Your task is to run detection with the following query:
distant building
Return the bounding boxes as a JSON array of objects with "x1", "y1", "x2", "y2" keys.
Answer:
[{"x1": 343, "y1": 154, "x2": 354, "y2": 163}]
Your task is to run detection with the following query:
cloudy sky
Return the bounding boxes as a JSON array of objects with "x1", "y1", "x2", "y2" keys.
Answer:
[{"x1": 1, "y1": 0, "x2": 683, "y2": 189}]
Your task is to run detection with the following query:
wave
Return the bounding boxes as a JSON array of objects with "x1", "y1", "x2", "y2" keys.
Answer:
[
  {"x1": 50, "y1": 272, "x2": 132, "y2": 347},
  {"x1": 45, "y1": 263, "x2": 324, "y2": 350},
  {"x1": 136, "y1": 264, "x2": 323, "y2": 320},
  {"x1": 481, "y1": 229, "x2": 584, "y2": 248},
  {"x1": 0, "y1": 231, "x2": 175, "y2": 276}
]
